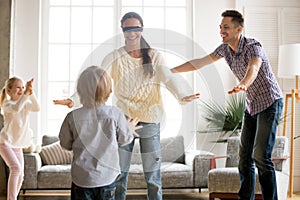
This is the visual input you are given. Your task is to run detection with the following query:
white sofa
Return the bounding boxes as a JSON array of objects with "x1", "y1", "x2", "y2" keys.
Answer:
[{"x1": 8, "y1": 135, "x2": 215, "y2": 193}]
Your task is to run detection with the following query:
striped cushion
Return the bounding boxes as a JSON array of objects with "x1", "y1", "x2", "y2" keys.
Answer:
[{"x1": 39, "y1": 141, "x2": 73, "y2": 165}]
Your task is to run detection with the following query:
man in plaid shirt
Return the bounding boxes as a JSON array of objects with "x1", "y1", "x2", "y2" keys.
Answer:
[{"x1": 172, "y1": 10, "x2": 283, "y2": 200}]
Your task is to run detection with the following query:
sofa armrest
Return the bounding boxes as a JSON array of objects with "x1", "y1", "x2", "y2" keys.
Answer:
[
  {"x1": 21, "y1": 152, "x2": 42, "y2": 189},
  {"x1": 209, "y1": 155, "x2": 228, "y2": 169},
  {"x1": 186, "y1": 150, "x2": 215, "y2": 188},
  {"x1": 185, "y1": 150, "x2": 201, "y2": 167},
  {"x1": 272, "y1": 156, "x2": 289, "y2": 175},
  {"x1": 0, "y1": 156, "x2": 8, "y2": 195}
]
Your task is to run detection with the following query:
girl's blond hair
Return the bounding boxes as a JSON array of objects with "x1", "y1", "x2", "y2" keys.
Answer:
[
  {"x1": 0, "y1": 77, "x2": 22, "y2": 107},
  {"x1": 77, "y1": 66, "x2": 112, "y2": 107}
]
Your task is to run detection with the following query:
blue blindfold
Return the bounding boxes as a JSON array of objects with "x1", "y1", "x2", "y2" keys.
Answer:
[{"x1": 122, "y1": 26, "x2": 143, "y2": 32}]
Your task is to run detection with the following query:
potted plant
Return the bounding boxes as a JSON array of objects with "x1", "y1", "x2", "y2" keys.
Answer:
[{"x1": 198, "y1": 93, "x2": 246, "y2": 143}]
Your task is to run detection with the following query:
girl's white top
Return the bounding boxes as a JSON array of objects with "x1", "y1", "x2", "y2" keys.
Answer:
[{"x1": 0, "y1": 93, "x2": 40, "y2": 148}]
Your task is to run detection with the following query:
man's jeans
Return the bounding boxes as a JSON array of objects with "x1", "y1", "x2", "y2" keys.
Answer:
[
  {"x1": 116, "y1": 122, "x2": 162, "y2": 200},
  {"x1": 71, "y1": 182, "x2": 116, "y2": 200},
  {"x1": 238, "y1": 98, "x2": 283, "y2": 200}
]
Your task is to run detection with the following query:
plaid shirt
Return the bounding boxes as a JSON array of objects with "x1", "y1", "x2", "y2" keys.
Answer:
[{"x1": 214, "y1": 35, "x2": 282, "y2": 115}]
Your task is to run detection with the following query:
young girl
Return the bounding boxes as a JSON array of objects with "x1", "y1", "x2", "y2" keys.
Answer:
[
  {"x1": 59, "y1": 66, "x2": 139, "y2": 200},
  {"x1": 0, "y1": 77, "x2": 40, "y2": 200}
]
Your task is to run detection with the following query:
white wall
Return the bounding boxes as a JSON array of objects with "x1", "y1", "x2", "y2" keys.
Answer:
[
  {"x1": 194, "y1": 0, "x2": 237, "y2": 93},
  {"x1": 11, "y1": 0, "x2": 41, "y2": 142},
  {"x1": 193, "y1": 0, "x2": 238, "y2": 152}
]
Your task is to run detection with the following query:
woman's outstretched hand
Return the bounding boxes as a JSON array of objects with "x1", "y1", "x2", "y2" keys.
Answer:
[
  {"x1": 128, "y1": 117, "x2": 143, "y2": 138},
  {"x1": 181, "y1": 93, "x2": 200, "y2": 102},
  {"x1": 228, "y1": 84, "x2": 247, "y2": 94},
  {"x1": 53, "y1": 99, "x2": 74, "y2": 108}
]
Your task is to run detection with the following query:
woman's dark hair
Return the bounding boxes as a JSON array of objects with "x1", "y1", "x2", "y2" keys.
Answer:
[
  {"x1": 221, "y1": 10, "x2": 244, "y2": 27},
  {"x1": 121, "y1": 12, "x2": 154, "y2": 78}
]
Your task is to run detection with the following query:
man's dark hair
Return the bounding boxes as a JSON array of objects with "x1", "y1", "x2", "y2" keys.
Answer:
[{"x1": 222, "y1": 10, "x2": 244, "y2": 27}]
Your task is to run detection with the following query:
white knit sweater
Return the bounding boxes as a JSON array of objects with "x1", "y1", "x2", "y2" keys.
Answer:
[{"x1": 101, "y1": 47, "x2": 192, "y2": 123}]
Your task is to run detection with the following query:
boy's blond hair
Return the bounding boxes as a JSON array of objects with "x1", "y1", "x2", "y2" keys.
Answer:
[{"x1": 77, "y1": 66, "x2": 112, "y2": 107}]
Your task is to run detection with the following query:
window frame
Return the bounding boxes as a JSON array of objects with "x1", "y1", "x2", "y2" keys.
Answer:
[{"x1": 40, "y1": 0, "x2": 196, "y2": 139}]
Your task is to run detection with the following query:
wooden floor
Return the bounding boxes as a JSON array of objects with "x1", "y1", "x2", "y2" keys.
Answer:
[
  {"x1": 0, "y1": 189, "x2": 300, "y2": 200},
  {"x1": 1, "y1": 189, "x2": 208, "y2": 200}
]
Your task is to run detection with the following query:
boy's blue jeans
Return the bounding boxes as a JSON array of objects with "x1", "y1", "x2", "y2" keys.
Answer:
[
  {"x1": 116, "y1": 122, "x2": 162, "y2": 200},
  {"x1": 238, "y1": 98, "x2": 283, "y2": 200},
  {"x1": 71, "y1": 182, "x2": 116, "y2": 200}
]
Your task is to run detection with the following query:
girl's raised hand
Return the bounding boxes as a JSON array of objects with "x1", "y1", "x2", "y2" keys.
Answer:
[{"x1": 25, "y1": 78, "x2": 34, "y2": 95}]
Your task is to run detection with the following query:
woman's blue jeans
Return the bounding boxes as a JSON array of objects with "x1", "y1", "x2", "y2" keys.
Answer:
[
  {"x1": 115, "y1": 122, "x2": 162, "y2": 200},
  {"x1": 238, "y1": 98, "x2": 283, "y2": 200},
  {"x1": 71, "y1": 182, "x2": 116, "y2": 200}
]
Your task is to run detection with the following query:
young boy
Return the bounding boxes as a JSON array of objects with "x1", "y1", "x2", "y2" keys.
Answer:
[{"x1": 59, "y1": 66, "x2": 139, "y2": 200}]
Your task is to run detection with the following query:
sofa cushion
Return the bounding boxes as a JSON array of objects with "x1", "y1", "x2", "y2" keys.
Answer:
[
  {"x1": 127, "y1": 162, "x2": 194, "y2": 189},
  {"x1": 208, "y1": 167, "x2": 288, "y2": 196},
  {"x1": 130, "y1": 136, "x2": 185, "y2": 165},
  {"x1": 161, "y1": 136, "x2": 185, "y2": 163},
  {"x1": 129, "y1": 162, "x2": 191, "y2": 174},
  {"x1": 38, "y1": 165, "x2": 72, "y2": 189},
  {"x1": 39, "y1": 141, "x2": 73, "y2": 165},
  {"x1": 42, "y1": 135, "x2": 59, "y2": 146}
]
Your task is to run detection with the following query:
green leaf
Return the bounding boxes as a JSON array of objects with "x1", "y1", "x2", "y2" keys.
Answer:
[{"x1": 199, "y1": 93, "x2": 245, "y2": 136}]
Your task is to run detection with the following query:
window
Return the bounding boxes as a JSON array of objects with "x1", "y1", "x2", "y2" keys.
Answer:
[{"x1": 41, "y1": 0, "x2": 194, "y2": 137}]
